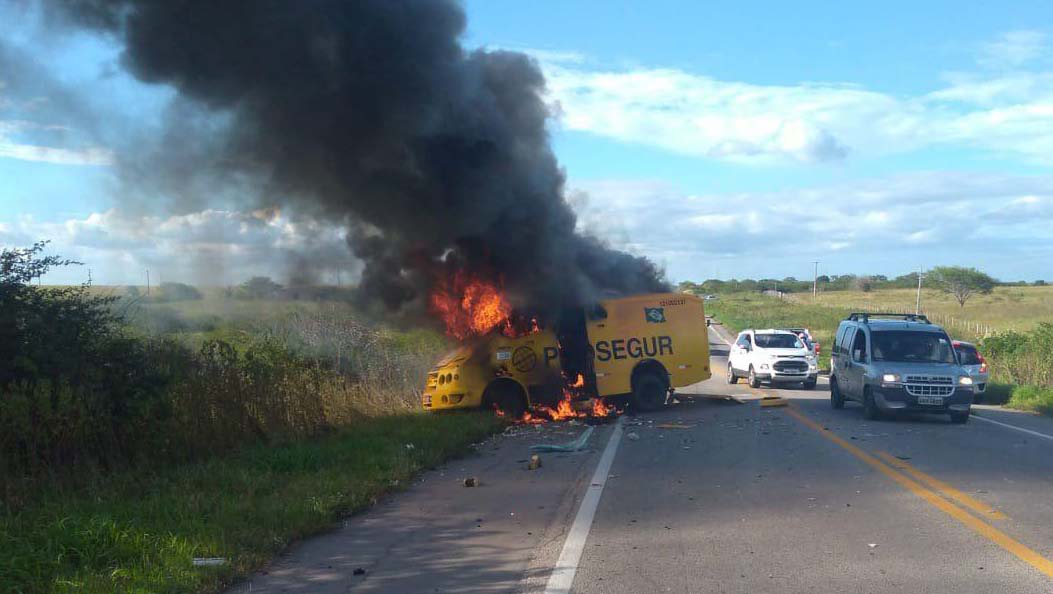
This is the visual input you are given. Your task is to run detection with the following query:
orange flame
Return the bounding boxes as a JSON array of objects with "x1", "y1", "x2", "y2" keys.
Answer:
[
  {"x1": 592, "y1": 398, "x2": 615, "y2": 417},
  {"x1": 430, "y1": 272, "x2": 512, "y2": 340}
]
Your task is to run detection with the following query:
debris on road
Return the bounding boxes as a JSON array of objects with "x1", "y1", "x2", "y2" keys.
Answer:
[
  {"x1": 528, "y1": 454, "x2": 542, "y2": 470},
  {"x1": 463, "y1": 477, "x2": 478, "y2": 487},
  {"x1": 626, "y1": 432, "x2": 640, "y2": 441},
  {"x1": 530, "y1": 426, "x2": 594, "y2": 452},
  {"x1": 759, "y1": 395, "x2": 788, "y2": 408},
  {"x1": 656, "y1": 423, "x2": 696, "y2": 429},
  {"x1": 192, "y1": 558, "x2": 227, "y2": 567},
  {"x1": 353, "y1": 568, "x2": 366, "y2": 576}
]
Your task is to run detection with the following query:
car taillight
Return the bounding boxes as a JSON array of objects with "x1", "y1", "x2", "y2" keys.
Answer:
[
  {"x1": 814, "y1": 342, "x2": 821, "y2": 355},
  {"x1": 979, "y1": 354, "x2": 987, "y2": 373}
]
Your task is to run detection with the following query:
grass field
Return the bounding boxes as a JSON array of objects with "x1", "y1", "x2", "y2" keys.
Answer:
[
  {"x1": 794, "y1": 286, "x2": 1053, "y2": 335},
  {"x1": 2, "y1": 412, "x2": 502, "y2": 594},
  {"x1": 5, "y1": 283, "x2": 483, "y2": 593}
]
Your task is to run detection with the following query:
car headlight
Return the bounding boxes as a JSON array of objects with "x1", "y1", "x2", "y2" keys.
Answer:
[
  {"x1": 881, "y1": 374, "x2": 900, "y2": 385},
  {"x1": 959, "y1": 376, "x2": 974, "y2": 386}
]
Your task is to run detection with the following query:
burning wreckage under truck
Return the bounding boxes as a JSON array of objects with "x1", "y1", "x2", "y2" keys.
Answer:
[{"x1": 423, "y1": 277, "x2": 712, "y2": 420}]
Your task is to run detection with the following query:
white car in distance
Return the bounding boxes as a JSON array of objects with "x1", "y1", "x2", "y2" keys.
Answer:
[{"x1": 727, "y1": 329, "x2": 819, "y2": 389}]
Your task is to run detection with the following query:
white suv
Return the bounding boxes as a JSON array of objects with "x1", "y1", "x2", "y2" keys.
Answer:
[{"x1": 727, "y1": 329, "x2": 819, "y2": 389}]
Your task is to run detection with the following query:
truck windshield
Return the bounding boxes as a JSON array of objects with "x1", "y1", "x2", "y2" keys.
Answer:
[
  {"x1": 871, "y1": 331, "x2": 956, "y2": 363},
  {"x1": 754, "y1": 334, "x2": 802, "y2": 349}
]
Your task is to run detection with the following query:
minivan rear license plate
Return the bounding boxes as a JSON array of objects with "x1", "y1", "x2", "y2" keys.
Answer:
[{"x1": 917, "y1": 396, "x2": 943, "y2": 406}]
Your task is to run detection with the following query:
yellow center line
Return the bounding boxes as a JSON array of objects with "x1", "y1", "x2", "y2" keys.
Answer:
[
  {"x1": 874, "y1": 451, "x2": 1008, "y2": 520},
  {"x1": 781, "y1": 405, "x2": 1053, "y2": 578}
]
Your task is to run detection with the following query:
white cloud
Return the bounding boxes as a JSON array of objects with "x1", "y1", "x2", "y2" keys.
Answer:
[
  {"x1": 0, "y1": 140, "x2": 112, "y2": 166},
  {"x1": 569, "y1": 172, "x2": 1053, "y2": 281},
  {"x1": 979, "y1": 30, "x2": 1049, "y2": 68},
  {"x1": 0, "y1": 209, "x2": 354, "y2": 285},
  {"x1": 0, "y1": 114, "x2": 112, "y2": 166},
  {"x1": 538, "y1": 34, "x2": 1053, "y2": 165}
]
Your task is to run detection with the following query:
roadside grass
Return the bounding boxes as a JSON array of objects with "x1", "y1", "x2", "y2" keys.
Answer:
[
  {"x1": 794, "y1": 286, "x2": 1053, "y2": 335},
  {"x1": 2, "y1": 412, "x2": 503, "y2": 594},
  {"x1": 1004, "y1": 385, "x2": 1053, "y2": 415}
]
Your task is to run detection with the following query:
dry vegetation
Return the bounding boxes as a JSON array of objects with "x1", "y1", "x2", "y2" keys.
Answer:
[
  {"x1": 795, "y1": 285, "x2": 1053, "y2": 334},
  {"x1": 3, "y1": 249, "x2": 500, "y2": 594}
]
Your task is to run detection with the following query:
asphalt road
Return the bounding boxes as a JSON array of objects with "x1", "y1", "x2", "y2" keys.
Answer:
[
  {"x1": 571, "y1": 325, "x2": 1053, "y2": 594},
  {"x1": 230, "y1": 325, "x2": 1053, "y2": 593}
]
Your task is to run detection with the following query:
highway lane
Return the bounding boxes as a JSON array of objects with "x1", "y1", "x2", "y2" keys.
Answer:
[
  {"x1": 569, "y1": 325, "x2": 1053, "y2": 593},
  {"x1": 227, "y1": 324, "x2": 1053, "y2": 594}
]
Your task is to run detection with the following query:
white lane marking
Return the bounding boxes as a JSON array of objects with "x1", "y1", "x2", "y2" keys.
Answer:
[
  {"x1": 544, "y1": 416, "x2": 625, "y2": 594},
  {"x1": 973, "y1": 414, "x2": 1053, "y2": 442}
]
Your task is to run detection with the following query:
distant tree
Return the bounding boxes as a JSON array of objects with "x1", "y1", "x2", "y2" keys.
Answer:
[
  {"x1": 1035, "y1": 280, "x2": 1047, "y2": 287},
  {"x1": 738, "y1": 279, "x2": 760, "y2": 293},
  {"x1": 678, "y1": 281, "x2": 700, "y2": 294},
  {"x1": 930, "y1": 266, "x2": 996, "y2": 308},
  {"x1": 854, "y1": 276, "x2": 875, "y2": 293},
  {"x1": 828, "y1": 274, "x2": 857, "y2": 291},
  {"x1": 816, "y1": 275, "x2": 830, "y2": 283},
  {"x1": 238, "y1": 276, "x2": 283, "y2": 299},
  {"x1": 700, "y1": 279, "x2": 727, "y2": 293},
  {"x1": 155, "y1": 281, "x2": 203, "y2": 302},
  {"x1": 892, "y1": 272, "x2": 920, "y2": 289}
]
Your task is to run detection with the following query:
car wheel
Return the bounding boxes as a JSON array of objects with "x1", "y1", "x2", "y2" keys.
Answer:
[
  {"x1": 726, "y1": 362, "x2": 738, "y2": 384},
  {"x1": 484, "y1": 383, "x2": 527, "y2": 419},
  {"x1": 803, "y1": 378, "x2": 817, "y2": 390},
  {"x1": 862, "y1": 388, "x2": 881, "y2": 420},
  {"x1": 950, "y1": 410, "x2": 970, "y2": 424},
  {"x1": 748, "y1": 366, "x2": 761, "y2": 389},
  {"x1": 830, "y1": 379, "x2": 845, "y2": 409},
  {"x1": 632, "y1": 373, "x2": 668, "y2": 412}
]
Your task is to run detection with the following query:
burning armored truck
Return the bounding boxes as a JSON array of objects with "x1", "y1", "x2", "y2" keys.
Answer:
[{"x1": 423, "y1": 292, "x2": 711, "y2": 417}]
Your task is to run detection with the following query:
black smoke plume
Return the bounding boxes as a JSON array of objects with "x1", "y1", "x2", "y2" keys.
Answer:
[{"x1": 48, "y1": 0, "x2": 668, "y2": 318}]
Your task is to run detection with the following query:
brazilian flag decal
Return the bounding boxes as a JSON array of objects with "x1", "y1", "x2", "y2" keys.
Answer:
[{"x1": 645, "y1": 307, "x2": 666, "y2": 323}]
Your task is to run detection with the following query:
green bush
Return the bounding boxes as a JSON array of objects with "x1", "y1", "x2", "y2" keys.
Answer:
[
  {"x1": 1006, "y1": 385, "x2": 1053, "y2": 415},
  {"x1": 981, "y1": 323, "x2": 1053, "y2": 387},
  {"x1": 1, "y1": 244, "x2": 427, "y2": 489}
]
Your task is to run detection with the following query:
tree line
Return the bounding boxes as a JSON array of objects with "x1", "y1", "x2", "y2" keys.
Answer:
[{"x1": 679, "y1": 266, "x2": 1038, "y2": 308}]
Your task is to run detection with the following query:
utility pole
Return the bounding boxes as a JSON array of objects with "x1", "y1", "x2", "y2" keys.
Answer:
[
  {"x1": 812, "y1": 261, "x2": 820, "y2": 298},
  {"x1": 915, "y1": 269, "x2": 924, "y2": 314},
  {"x1": 146, "y1": 269, "x2": 151, "y2": 296}
]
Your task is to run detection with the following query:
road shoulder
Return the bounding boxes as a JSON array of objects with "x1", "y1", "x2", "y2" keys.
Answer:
[{"x1": 227, "y1": 421, "x2": 610, "y2": 594}]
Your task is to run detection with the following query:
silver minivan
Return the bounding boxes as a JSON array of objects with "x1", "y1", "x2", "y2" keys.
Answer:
[{"x1": 829, "y1": 313, "x2": 975, "y2": 423}]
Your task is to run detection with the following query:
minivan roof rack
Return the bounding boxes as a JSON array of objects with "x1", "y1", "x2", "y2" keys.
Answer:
[{"x1": 847, "y1": 312, "x2": 930, "y2": 324}]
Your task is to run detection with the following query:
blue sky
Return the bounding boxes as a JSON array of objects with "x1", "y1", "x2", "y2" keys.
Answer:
[{"x1": 2, "y1": 1, "x2": 1053, "y2": 284}]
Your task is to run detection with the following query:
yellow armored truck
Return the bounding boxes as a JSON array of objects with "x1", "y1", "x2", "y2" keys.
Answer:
[{"x1": 422, "y1": 293, "x2": 711, "y2": 414}]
